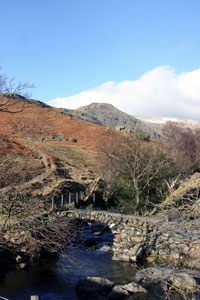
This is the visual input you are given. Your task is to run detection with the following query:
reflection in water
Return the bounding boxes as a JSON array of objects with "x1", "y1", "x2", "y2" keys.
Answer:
[{"x1": 0, "y1": 248, "x2": 137, "y2": 300}]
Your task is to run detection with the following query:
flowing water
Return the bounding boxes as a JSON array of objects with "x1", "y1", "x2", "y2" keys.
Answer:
[
  {"x1": 0, "y1": 222, "x2": 188, "y2": 300},
  {"x1": 0, "y1": 248, "x2": 138, "y2": 300}
]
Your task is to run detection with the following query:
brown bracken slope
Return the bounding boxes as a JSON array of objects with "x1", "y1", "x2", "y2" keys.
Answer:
[
  {"x1": 0, "y1": 96, "x2": 116, "y2": 151},
  {"x1": 0, "y1": 95, "x2": 118, "y2": 196}
]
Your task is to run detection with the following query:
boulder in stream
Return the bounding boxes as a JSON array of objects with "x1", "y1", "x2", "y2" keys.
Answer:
[
  {"x1": 134, "y1": 264, "x2": 200, "y2": 293},
  {"x1": 76, "y1": 276, "x2": 114, "y2": 298},
  {"x1": 76, "y1": 276, "x2": 147, "y2": 299},
  {"x1": 108, "y1": 282, "x2": 147, "y2": 299}
]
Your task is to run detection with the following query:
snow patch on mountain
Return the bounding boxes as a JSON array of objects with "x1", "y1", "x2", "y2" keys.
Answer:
[{"x1": 135, "y1": 116, "x2": 200, "y2": 127}]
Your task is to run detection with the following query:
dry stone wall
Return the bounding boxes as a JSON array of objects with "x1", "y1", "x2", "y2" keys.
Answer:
[{"x1": 27, "y1": 133, "x2": 77, "y2": 143}]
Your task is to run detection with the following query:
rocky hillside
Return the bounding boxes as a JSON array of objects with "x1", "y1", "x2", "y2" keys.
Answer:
[
  {"x1": 61, "y1": 100, "x2": 199, "y2": 139},
  {"x1": 62, "y1": 103, "x2": 160, "y2": 138}
]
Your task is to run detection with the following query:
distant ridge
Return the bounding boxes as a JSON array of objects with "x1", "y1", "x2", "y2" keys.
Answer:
[
  {"x1": 135, "y1": 115, "x2": 200, "y2": 126},
  {"x1": 2, "y1": 93, "x2": 51, "y2": 109},
  {"x1": 135, "y1": 115, "x2": 200, "y2": 135}
]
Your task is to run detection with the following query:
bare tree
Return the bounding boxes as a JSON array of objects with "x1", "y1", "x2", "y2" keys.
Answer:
[
  {"x1": 0, "y1": 68, "x2": 34, "y2": 161},
  {"x1": 0, "y1": 188, "x2": 79, "y2": 259},
  {"x1": 96, "y1": 134, "x2": 177, "y2": 214},
  {"x1": 0, "y1": 66, "x2": 34, "y2": 113},
  {"x1": 0, "y1": 69, "x2": 78, "y2": 260},
  {"x1": 162, "y1": 122, "x2": 200, "y2": 174}
]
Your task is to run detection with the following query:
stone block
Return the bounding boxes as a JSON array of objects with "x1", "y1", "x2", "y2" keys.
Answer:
[
  {"x1": 130, "y1": 236, "x2": 143, "y2": 243},
  {"x1": 112, "y1": 254, "x2": 130, "y2": 262},
  {"x1": 130, "y1": 255, "x2": 137, "y2": 262}
]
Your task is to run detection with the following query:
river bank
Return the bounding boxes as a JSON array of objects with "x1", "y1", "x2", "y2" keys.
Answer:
[
  {"x1": 0, "y1": 213, "x2": 200, "y2": 299},
  {"x1": 0, "y1": 222, "x2": 143, "y2": 300}
]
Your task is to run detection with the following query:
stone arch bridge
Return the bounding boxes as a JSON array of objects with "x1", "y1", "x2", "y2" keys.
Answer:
[{"x1": 61, "y1": 209, "x2": 200, "y2": 264}]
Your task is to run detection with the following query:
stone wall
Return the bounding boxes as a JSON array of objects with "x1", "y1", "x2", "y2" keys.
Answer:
[
  {"x1": 27, "y1": 133, "x2": 77, "y2": 143},
  {"x1": 63, "y1": 210, "x2": 200, "y2": 265}
]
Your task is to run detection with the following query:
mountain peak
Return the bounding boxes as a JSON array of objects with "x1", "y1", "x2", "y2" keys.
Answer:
[
  {"x1": 77, "y1": 102, "x2": 116, "y2": 111},
  {"x1": 62, "y1": 102, "x2": 159, "y2": 137}
]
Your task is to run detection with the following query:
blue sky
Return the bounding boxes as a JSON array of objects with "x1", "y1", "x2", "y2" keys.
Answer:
[{"x1": 1, "y1": 0, "x2": 200, "y2": 118}]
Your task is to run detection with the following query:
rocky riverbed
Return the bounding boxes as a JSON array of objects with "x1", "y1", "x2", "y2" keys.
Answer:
[
  {"x1": 0, "y1": 215, "x2": 200, "y2": 299},
  {"x1": 74, "y1": 220, "x2": 200, "y2": 299}
]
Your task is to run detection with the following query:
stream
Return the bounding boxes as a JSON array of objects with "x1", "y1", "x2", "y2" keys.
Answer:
[{"x1": 0, "y1": 222, "x2": 184, "y2": 300}]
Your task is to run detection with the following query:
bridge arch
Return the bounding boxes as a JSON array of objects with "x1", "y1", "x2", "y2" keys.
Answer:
[{"x1": 62, "y1": 209, "x2": 154, "y2": 262}]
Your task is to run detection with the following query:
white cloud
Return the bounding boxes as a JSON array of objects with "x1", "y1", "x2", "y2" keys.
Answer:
[{"x1": 48, "y1": 66, "x2": 200, "y2": 120}]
